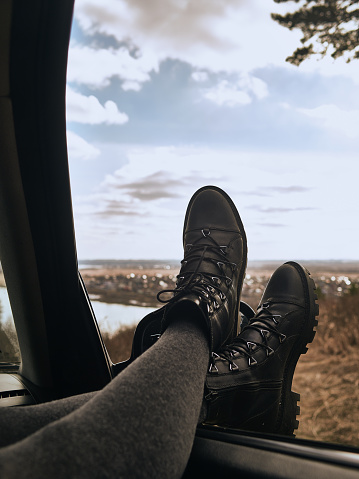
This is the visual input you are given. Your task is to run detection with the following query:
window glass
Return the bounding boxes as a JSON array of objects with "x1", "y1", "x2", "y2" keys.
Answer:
[
  {"x1": 80, "y1": 261, "x2": 177, "y2": 363},
  {"x1": 67, "y1": 1, "x2": 359, "y2": 448},
  {"x1": 242, "y1": 263, "x2": 359, "y2": 448},
  {"x1": 293, "y1": 267, "x2": 359, "y2": 447},
  {"x1": 0, "y1": 262, "x2": 21, "y2": 365}
]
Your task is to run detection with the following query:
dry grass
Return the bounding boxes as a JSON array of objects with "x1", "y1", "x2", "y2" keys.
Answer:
[
  {"x1": 293, "y1": 292, "x2": 359, "y2": 447},
  {"x1": 0, "y1": 318, "x2": 21, "y2": 363},
  {"x1": 102, "y1": 325, "x2": 136, "y2": 363},
  {"x1": 102, "y1": 292, "x2": 359, "y2": 447}
]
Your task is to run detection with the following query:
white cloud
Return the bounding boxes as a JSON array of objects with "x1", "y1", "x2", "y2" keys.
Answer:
[
  {"x1": 69, "y1": 0, "x2": 359, "y2": 94},
  {"x1": 279, "y1": 102, "x2": 290, "y2": 110},
  {"x1": 67, "y1": 131, "x2": 101, "y2": 161},
  {"x1": 202, "y1": 74, "x2": 268, "y2": 107},
  {"x1": 72, "y1": 0, "x2": 303, "y2": 78},
  {"x1": 121, "y1": 80, "x2": 142, "y2": 91},
  {"x1": 239, "y1": 74, "x2": 268, "y2": 100},
  {"x1": 191, "y1": 71, "x2": 209, "y2": 82},
  {"x1": 298, "y1": 104, "x2": 359, "y2": 139},
  {"x1": 67, "y1": 45, "x2": 159, "y2": 89},
  {"x1": 74, "y1": 0, "x2": 244, "y2": 51},
  {"x1": 71, "y1": 145, "x2": 359, "y2": 260},
  {"x1": 66, "y1": 87, "x2": 129, "y2": 125},
  {"x1": 203, "y1": 80, "x2": 251, "y2": 107}
]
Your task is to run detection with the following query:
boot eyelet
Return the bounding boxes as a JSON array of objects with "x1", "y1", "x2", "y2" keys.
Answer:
[
  {"x1": 246, "y1": 341, "x2": 257, "y2": 351},
  {"x1": 209, "y1": 363, "x2": 219, "y2": 374},
  {"x1": 229, "y1": 362, "x2": 239, "y2": 372},
  {"x1": 266, "y1": 346, "x2": 274, "y2": 356},
  {"x1": 260, "y1": 329, "x2": 270, "y2": 339},
  {"x1": 248, "y1": 356, "x2": 257, "y2": 366}
]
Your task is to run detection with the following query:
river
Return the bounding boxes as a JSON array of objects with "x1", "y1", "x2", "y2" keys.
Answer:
[{"x1": 0, "y1": 287, "x2": 156, "y2": 335}]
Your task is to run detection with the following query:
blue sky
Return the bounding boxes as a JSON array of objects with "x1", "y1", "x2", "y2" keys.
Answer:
[{"x1": 66, "y1": 0, "x2": 359, "y2": 261}]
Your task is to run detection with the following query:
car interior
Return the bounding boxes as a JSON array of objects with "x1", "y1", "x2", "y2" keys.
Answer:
[{"x1": 0, "y1": 0, "x2": 358, "y2": 477}]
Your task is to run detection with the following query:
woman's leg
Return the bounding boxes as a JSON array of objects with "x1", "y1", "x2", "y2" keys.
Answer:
[
  {"x1": 0, "y1": 391, "x2": 97, "y2": 448},
  {"x1": 0, "y1": 318, "x2": 209, "y2": 479},
  {"x1": 0, "y1": 186, "x2": 247, "y2": 478}
]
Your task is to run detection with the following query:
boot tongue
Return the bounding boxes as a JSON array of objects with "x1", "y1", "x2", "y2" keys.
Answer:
[{"x1": 182, "y1": 233, "x2": 228, "y2": 277}]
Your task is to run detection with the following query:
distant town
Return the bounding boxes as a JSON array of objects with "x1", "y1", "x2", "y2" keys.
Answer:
[
  {"x1": 79, "y1": 259, "x2": 359, "y2": 309},
  {"x1": 1, "y1": 259, "x2": 358, "y2": 310}
]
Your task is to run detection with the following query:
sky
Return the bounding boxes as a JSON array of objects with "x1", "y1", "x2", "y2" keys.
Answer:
[{"x1": 66, "y1": 0, "x2": 359, "y2": 262}]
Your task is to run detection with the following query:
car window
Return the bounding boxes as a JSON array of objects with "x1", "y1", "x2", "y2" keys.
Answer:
[
  {"x1": 67, "y1": 0, "x2": 359, "y2": 449},
  {"x1": 292, "y1": 268, "x2": 359, "y2": 447},
  {"x1": 0, "y1": 261, "x2": 21, "y2": 365},
  {"x1": 80, "y1": 261, "x2": 175, "y2": 363}
]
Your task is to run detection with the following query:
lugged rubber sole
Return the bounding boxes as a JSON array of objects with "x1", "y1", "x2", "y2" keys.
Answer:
[{"x1": 277, "y1": 262, "x2": 319, "y2": 436}]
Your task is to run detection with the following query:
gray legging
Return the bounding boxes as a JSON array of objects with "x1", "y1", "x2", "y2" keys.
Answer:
[{"x1": 0, "y1": 319, "x2": 209, "y2": 478}]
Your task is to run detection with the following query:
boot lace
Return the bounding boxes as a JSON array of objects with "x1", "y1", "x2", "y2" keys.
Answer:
[
  {"x1": 157, "y1": 228, "x2": 237, "y2": 311},
  {"x1": 209, "y1": 301, "x2": 286, "y2": 373}
]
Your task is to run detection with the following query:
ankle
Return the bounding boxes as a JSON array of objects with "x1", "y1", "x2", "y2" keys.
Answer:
[
  {"x1": 163, "y1": 300, "x2": 209, "y2": 342},
  {"x1": 163, "y1": 314, "x2": 209, "y2": 351}
]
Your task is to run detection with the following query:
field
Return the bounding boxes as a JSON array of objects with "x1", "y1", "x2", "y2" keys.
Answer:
[
  {"x1": 103, "y1": 290, "x2": 359, "y2": 448},
  {"x1": 293, "y1": 293, "x2": 359, "y2": 446}
]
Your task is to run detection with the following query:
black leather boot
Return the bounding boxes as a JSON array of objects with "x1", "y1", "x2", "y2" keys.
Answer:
[
  {"x1": 158, "y1": 185, "x2": 247, "y2": 352},
  {"x1": 204, "y1": 261, "x2": 319, "y2": 436}
]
